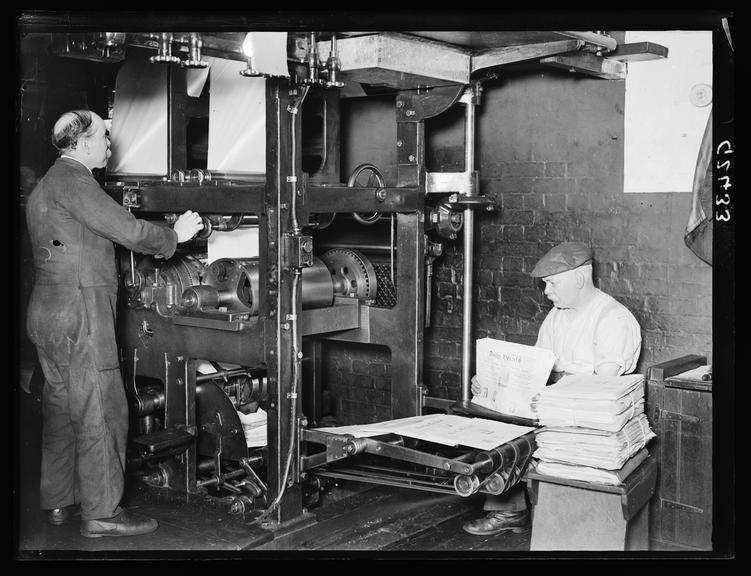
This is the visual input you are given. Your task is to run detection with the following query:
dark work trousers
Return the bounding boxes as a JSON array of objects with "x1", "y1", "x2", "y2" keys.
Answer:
[
  {"x1": 28, "y1": 285, "x2": 128, "y2": 521},
  {"x1": 484, "y1": 484, "x2": 528, "y2": 512}
]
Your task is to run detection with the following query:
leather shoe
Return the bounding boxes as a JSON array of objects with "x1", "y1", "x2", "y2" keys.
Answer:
[
  {"x1": 462, "y1": 510, "x2": 530, "y2": 536},
  {"x1": 46, "y1": 505, "x2": 79, "y2": 526},
  {"x1": 80, "y1": 508, "x2": 158, "y2": 538}
]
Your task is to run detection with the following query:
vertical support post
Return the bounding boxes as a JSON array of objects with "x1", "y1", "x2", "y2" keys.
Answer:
[
  {"x1": 263, "y1": 78, "x2": 304, "y2": 525},
  {"x1": 459, "y1": 87, "x2": 477, "y2": 402},
  {"x1": 162, "y1": 354, "x2": 198, "y2": 493},
  {"x1": 301, "y1": 339, "x2": 323, "y2": 426},
  {"x1": 388, "y1": 212, "x2": 424, "y2": 418},
  {"x1": 392, "y1": 91, "x2": 427, "y2": 417}
]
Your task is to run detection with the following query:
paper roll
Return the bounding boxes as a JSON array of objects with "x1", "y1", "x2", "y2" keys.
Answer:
[
  {"x1": 207, "y1": 227, "x2": 259, "y2": 263},
  {"x1": 244, "y1": 32, "x2": 289, "y2": 77},
  {"x1": 207, "y1": 58, "x2": 266, "y2": 173}
]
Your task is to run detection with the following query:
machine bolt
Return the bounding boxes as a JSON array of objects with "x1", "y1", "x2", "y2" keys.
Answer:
[
  {"x1": 176, "y1": 378, "x2": 184, "y2": 387},
  {"x1": 406, "y1": 110, "x2": 415, "y2": 117},
  {"x1": 396, "y1": 100, "x2": 404, "y2": 108},
  {"x1": 396, "y1": 140, "x2": 403, "y2": 147},
  {"x1": 408, "y1": 154, "x2": 416, "y2": 162},
  {"x1": 444, "y1": 462, "x2": 451, "y2": 470}
]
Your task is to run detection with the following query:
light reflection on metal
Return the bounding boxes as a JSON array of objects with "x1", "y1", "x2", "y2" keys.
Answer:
[
  {"x1": 325, "y1": 34, "x2": 344, "y2": 88},
  {"x1": 181, "y1": 33, "x2": 208, "y2": 69},
  {"x1": 150, "y1": 33, "x2": 180, "y2": 64}
]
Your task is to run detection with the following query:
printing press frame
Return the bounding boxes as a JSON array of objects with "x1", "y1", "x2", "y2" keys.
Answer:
[{"x1": 16, "y1": 26, "x2": 666, "y2": 531}]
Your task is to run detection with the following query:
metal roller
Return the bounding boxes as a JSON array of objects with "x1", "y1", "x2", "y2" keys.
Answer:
[
  {"x1": 202, "y1": 257, "x2": 261, "y2": 315},
  {"x1": 301, "y1": 257, "x2": 336, "y2": 308},
  {"x1": 473, "y1": 433, "x2": 535, "y2": 475},
  {"x1": 185, "y1": 256, "x2": 334, "y2": 315},
  {"x1": 453, "y1": 473, "x2": 480, "y2": 497}
]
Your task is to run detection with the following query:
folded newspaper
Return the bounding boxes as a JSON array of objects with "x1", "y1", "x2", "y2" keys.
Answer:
[
  {"x1": 533, "y1": 448, "x2": 649, "y2": 485},
  {"x1": 536, "y1": 373, "x2": 646, "y2": 432},
  {"x1": 471, "y1": 338, "x2": 556, "y2": 420},
  {"x1": 533, "y1": 413, "x2": 655, "y2": 470}
]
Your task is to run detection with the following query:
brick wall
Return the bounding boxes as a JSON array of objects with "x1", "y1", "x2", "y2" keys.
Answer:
[
  {"x1": 321, "y1": 341, "x2": 392, "y2": 425},
  {"x1": 325, "y1": 67, "x2": 713, "y2": 418}
]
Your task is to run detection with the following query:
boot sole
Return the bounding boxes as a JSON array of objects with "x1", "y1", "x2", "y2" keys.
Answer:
[{"x1": 463, "y1": 525, "x2": 530, "y2": 536}]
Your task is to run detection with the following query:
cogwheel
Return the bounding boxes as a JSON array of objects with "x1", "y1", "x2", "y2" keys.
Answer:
[
  {"x1": 160, "y1": 256, "x2": 202, "y2": 293},
  {"x1": 320, "y1": 248, "x2": 378, "y2": 300}
]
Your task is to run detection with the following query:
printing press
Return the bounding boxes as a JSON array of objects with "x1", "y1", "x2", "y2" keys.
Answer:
[{"x1": 23, "y1": 29, "x2": 665, "y2": 531}]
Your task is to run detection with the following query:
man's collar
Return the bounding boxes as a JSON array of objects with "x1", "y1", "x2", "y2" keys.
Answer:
[{"x1": 60, "y1": 154, "x2": 93, "y2": 175}]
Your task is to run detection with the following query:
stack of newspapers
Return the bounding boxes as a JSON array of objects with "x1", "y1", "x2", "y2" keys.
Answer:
[{"x1": 532, "y1": 373, "x2": 655, "y2": 485}]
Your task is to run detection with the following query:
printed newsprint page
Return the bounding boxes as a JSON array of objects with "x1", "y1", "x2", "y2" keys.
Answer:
[{"x1": 471, "y1": 337, "x2": 556, "y2": 420}]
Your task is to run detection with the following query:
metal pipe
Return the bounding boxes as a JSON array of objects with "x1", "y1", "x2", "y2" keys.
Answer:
[
  {"x1": 196, "y1": 368, "x2": 253, "y2": 382},
  {"x1": 390, "y1": 214, "x2": 395, "y2": 285},
  {"x1": 196, "y1": 468, "x2": 247, "y2": 488},
  {"x1": 317, "y1": 242, "x2": 396, "y2": 253},
  {"x1": 461, "y1": 90, "x2": 476, "y2": 402}
]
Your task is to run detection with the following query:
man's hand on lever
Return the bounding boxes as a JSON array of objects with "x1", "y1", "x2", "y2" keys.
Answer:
[{"x1": 173, "y1": 210, "x2": 204, "y2": 243}]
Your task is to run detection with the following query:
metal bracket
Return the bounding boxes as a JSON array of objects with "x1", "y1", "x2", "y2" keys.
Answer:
[
  {"x1": 426, "y1": 171, "x2": 478, "y2": 195},
  {"x1": 660, "y1": 498, "x2": 704, "y2": 514},
  {"x1": 122, "y1": 187, "x2": 141, "y2": 209},
  {"x1": 283, "y1": 234, "x2": 314, "y2": 269}
]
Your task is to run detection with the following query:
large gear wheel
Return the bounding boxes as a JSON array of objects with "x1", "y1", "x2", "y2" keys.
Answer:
[
  {"x1": 160, "y1": 256, "x2": 202, "y2": 293},
  {"x1": 320, "y1": 248, "x2": 378, "y2": 300}
]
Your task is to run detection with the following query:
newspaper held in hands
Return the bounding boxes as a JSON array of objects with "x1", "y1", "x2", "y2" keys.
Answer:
[{"x1": 471, "y1": 338, "x2": 556, "y2": 420}]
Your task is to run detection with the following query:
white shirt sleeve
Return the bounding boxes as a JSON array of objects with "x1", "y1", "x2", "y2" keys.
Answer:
[{"x1": 593, "y1": 304, "x2": 642, "y2": 375}]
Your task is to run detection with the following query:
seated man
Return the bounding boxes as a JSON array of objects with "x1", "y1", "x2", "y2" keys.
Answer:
[{"x1": 463, "y1": 241, "x2": 642, "y2": 536}]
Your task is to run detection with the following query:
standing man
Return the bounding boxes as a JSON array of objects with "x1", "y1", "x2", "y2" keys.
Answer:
[
  {"x1": 463, "y1": 241, "x2": 642, "y2": 535},
  {"x1": 25, "y1": 109, "x2": 204, "y2": 538}
]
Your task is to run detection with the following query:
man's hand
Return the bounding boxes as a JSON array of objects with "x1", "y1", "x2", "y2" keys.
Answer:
[
  {"x1": 530, "y1": 392, "x2": 541, "y2": 415},
  {"x1": 470, "y1": 375, "x2": 481, "y2": 396},
  {"x1": 173, "y1": 210, "x2": 204, "y2": 243}
]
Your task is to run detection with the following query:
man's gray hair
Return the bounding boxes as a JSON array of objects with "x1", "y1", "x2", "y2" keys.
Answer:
[{"x1": 51, "y1": 110, "x2": 95, "y2": 152}]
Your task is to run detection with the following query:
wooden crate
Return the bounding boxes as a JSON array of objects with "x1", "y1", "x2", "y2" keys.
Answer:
[
  {"x1": 526, "y1": 457, "x2": 658, "y2": 551},
  {"x1": 646, "y1": 355, "x2": 712, "y2": 551}
]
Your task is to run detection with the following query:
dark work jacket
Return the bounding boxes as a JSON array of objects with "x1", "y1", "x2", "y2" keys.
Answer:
[{"x1": 26, "y1": 157, "x2": 177, "y2": 369}]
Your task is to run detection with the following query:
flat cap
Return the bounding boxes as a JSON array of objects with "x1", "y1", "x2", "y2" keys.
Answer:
[{"x1": 530, "y1": 242, "x2": 593, "y2": 278}]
